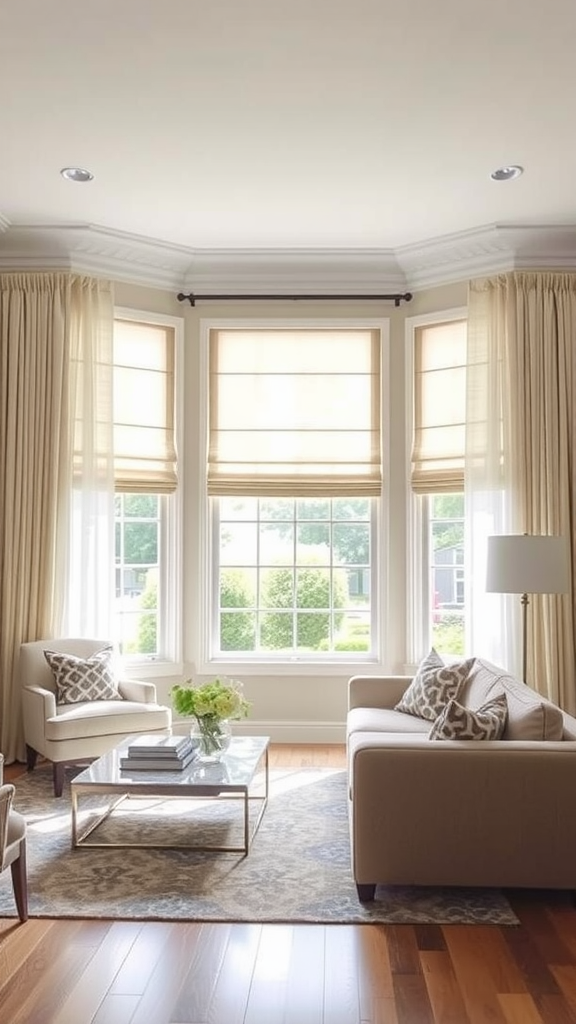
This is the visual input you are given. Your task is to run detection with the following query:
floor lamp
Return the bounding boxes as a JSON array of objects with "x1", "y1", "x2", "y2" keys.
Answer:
[{"x1": 485, "y1": 534, "x2": 569, "y2": 684}]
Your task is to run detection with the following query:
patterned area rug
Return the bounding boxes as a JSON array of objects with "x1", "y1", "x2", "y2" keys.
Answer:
[{"x1": 1, "y1": 766, "x2": 518, "y2": 924}]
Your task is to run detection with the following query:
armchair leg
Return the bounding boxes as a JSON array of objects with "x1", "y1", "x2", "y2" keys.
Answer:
[
  {"x1": 53, "y1": 762, "x2": 65, "y2": 798},
  {"x1": 356, "y1": 883, "x2": 376, "y2": 902},
  {"x1": 26, "y1": 745, "x2": 38, "y2": 772},
  {"x1": 10, "y1": 842, "x2": 28, "y2": 923}
]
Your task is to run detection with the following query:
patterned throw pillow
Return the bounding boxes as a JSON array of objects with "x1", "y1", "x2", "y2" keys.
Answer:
[
  {"x1": 428, "y1": 693, "x2": 508, "y2": 741},
  {"x1": 394, "y1": 648, "x2": 475, "y2": 722},
  {"x1": 44, "y1": 646, "x2": 121, "y2": 705}
]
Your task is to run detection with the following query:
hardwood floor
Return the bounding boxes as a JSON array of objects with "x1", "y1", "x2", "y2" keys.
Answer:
[{"x1": 2, "y1": 745, "x2": 576, "y2": 1024}]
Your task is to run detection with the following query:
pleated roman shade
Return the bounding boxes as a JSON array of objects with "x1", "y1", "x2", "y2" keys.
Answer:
[
  {"x1": 208, "y1": 327, "x2": 382, "y2": 498},
  {"x1": 411, "y1": 319, "x2": 467, "y2": 494},
  {"x1": 113, "y1": 319, "x2": 177, "y2": 493}
]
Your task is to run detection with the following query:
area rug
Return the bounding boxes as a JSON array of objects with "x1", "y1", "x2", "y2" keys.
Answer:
[{"x1": 0, "y1": 766, "x2": 518, "y2": 925}]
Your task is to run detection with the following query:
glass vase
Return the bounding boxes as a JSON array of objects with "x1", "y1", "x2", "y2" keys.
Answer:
[{"x1": 191, "y1": 717, "x2": 232, "y2": 763}]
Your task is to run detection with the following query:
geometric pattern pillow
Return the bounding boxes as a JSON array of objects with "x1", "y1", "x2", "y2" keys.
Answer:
[
  {"x1": 394, "y1": 648, "x2": 476, "y2": 722},
  {"x1": 428, "y1": 693, "x2": 508, "y2": 741},
  {"x1": 44, "y1": 646, "x2": 121, "y2": 705}
]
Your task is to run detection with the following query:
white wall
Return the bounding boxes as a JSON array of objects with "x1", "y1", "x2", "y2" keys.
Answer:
[{"x1": 114, "y1": 280, "x2": 468, "y2": 742}]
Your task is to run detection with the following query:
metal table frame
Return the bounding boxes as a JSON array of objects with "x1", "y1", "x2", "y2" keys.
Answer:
[{"x1": 70, "y1": 736, "x2": 269, "y2": 856}]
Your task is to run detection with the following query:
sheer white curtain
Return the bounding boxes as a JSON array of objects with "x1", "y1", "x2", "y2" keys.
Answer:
[
  {"x1": 465, "y1": 273, "x2": 576, "y2": 707},
  {"x1": 465, "y1": 276, "x2": 520, "y2": 671},
  {"x1": 62, "y1": 278, "x2": 115, "y2": 638}
]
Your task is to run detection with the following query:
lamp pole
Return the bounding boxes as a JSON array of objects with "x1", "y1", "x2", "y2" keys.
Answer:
[{"x1": 520, "y1": 592, "x2": 529, "y2": 685}]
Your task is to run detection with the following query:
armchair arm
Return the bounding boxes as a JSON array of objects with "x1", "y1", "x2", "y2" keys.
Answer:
[
  {"x1": 21, "y1": 685, "x2": 57, "y2": 753},
  {"x1": 348, "y1": 675, "x2": 412, "y2": 711},
  {"x1": 0, "y1": 784, "x2": 15, "y2": 860},
  {"x1": 118, "y1": 679, "x2": 158, "y2": 704}
]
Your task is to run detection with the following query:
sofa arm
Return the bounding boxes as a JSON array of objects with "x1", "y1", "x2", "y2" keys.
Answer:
[
  {"x1": 118, "y1": 679, "x2": 158, "y2": 704},
  {"x1": 349, "y1": 734, "x2": 576, "y2": 888},
  {"x1": 348, "y1": 675, "x2": 412, "y2": 711},
  {"x1": 21, "y1": 685, "x2": 57, "y2": 753}
]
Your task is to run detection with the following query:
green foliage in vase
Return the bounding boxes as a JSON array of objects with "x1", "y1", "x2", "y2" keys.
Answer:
[{"x1": 170, "y1": 677, "x2": 250, "y2": 721}]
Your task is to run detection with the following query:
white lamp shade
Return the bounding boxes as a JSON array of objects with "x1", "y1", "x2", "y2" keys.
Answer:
[{"x1": 486, "y1": 534, "x2": 570, "y2": 595}]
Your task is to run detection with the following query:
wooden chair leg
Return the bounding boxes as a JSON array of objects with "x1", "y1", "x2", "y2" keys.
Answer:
[
  {"x1": 26, "y1": 745, "x2": 38, "y2": 772},
  {"x1": 53, "y1": 762, "x2": 65, "y2": 798},
  {"x1": 10, "y1": 842, "x2": 28, "y2": 923}
]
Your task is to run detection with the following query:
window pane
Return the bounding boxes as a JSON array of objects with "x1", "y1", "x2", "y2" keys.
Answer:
[
  {"x1": 123, "y1": 523, "x2": 158, "y2": 565},
  {"x1": 114, "y1": 493, "x2": 160, "y2": 656},
  {"x1": 214, "y1": 497, "x2": 375, "y2": 658},
  {"x1": 429, "y1": 493, "x2": 465, "y2": 657},
  {"x1": 220, "y1": 611, "x2": 256, "y2": 651},
  {"x1": 220, "y1": 522, "x2": 258, "y2": 565}
]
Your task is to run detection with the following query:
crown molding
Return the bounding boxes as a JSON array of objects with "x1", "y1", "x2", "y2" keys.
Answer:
[
  {"x1": 181, "y1": 248, "x2": 406, "y2": 294},
  {"x1": 0, "y1": 221, "x2": 575, "y2": 294},
  {"x1": 397, "y1": 223, "x2": 576, "y2": 289}
]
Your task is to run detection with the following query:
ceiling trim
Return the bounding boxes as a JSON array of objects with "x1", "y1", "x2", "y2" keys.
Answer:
[{"x1": 0, "y1": 221, "x2": 575, "y2": 293}]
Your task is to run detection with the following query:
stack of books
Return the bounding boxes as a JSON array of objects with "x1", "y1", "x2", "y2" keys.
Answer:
[{"x1": 119, "y1": 734, "x2": 198, "y2": 771}]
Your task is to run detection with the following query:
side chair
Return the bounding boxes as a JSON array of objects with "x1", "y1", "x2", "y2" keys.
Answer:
[{"x1": 0, "y1": 754, "x2": 28, "y2": 922}]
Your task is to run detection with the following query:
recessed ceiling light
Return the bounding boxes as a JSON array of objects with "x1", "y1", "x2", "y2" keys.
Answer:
[
  {"x1": 490, "y1": 165, "x2": 524, "y2": 182},
  {"x1": 60, "y1": 166, "x2": 94, "y2": 183}
]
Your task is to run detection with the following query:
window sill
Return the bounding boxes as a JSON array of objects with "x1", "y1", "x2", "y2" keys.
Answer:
[{"x1": 199, "y1": 657, "x2": 385, "y2": 678}]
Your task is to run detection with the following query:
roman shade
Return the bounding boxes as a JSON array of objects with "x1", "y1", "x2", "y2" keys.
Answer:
[
  {"x1": 208, "y1": 327, "x2": 382, "y2": 498},
  {"x1": 113, "y1": 319, "x2": 177, "y2": 493},
  {"x1": 411, "y1": 319, "x2": 467, "y2": 494}
]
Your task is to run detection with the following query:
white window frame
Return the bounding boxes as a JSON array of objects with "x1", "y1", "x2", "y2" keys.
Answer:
[
  {"x1": 405, "y1": 307, "x2": 467, "y2": 668},
  {"x1": 198, "y1": 317, "x2": 390, "y2": 676},
  {"x1": 114, "y1": 306, "x2": 184, "y2": 677}
]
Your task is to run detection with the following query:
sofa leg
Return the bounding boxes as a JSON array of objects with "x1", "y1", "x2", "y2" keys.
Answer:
[
  {"x1": 356, "y1": 883, "x2": 376, "y2": 902},
  {"x1": 53, "y1": 762, "x2": 65, "y2": 798},
  {"x1": 26, "y1": 745, "x2": 38, "y2": 772}
]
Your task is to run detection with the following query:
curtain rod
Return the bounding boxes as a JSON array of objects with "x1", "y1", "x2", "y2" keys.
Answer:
[{"x1": 177, "y1": 291, "x2": 413, "y2": 308}]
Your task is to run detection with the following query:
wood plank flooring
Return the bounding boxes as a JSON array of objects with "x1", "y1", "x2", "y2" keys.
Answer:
[{"x1": 2, "y1": 745, "x2": 576, "y2": 1024}]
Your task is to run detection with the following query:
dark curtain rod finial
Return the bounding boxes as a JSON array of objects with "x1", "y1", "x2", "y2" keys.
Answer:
[{"x1": 176, "y1": 291, "x2": 413, "y2": 307}]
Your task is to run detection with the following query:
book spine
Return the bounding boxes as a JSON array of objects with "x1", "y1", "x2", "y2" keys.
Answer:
[
  {"x1": 126, "y1": 744, "x2": 196, "y2": 758},
  {"x1": 120, "y1": 758, "x2": 196, "y2": 770}
]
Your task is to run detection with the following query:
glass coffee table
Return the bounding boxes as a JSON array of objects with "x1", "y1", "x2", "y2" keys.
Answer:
[{"x1": 71, "y1": 735, "x2": 269, "y2": 855}]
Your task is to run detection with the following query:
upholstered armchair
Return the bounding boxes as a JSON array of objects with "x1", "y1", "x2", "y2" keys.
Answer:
[
  {"x1": 20, "y1": 638, "x2": 172, "y2": 796},
  {"x1": 0, "y1": 754, "x2": 28, "y2": 922}
]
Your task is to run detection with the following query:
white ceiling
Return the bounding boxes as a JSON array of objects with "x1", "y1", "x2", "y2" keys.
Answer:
[{"x1": 2, "y1": 0, "x2": 576, "y2": 290}]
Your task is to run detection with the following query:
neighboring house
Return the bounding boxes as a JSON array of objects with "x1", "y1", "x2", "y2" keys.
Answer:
[{"x1": 434, "y1": 544, "x2": 465, "y2": 608}]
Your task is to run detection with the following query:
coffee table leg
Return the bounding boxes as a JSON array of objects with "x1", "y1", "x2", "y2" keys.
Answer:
[
  {"x1": 71, "y1": 788, "x2": 78, "y2": 848},
  {"x1": 244, "y1": 789, "x2": 249, "y2": 854}
]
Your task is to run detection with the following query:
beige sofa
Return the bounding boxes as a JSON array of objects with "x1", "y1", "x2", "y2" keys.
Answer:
[{"x1": 347, "y1": 657, "x2": 576, "y2": 901}]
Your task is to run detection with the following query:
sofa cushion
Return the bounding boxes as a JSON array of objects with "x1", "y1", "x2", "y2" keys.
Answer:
[
  {"x1": 45, "y1": 701, "x2": 171, "y2": 741},
  {"x1": 348, "y1": 706, "x2": 431, "y2": 739},
  {"x1": 44, "y1": 646, "x2": 121, "y2": 705},
  {"x1": 459, "y1": 658, "x2": 563, "y2": 741},
  {"x1": 394, "y1": 648, "x2": 476, "y2": 722},
  {"x1": 428, "y1": 693, "x2": 508, "y2": 741}
]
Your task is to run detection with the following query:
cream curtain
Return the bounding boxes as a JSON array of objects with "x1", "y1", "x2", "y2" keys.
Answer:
[
  {"x1": 0, "y1": 273, "x2": 114, "y2": 761},
  {"x1": 466, "y1": 272, "x2": 576, "y2": 709}
]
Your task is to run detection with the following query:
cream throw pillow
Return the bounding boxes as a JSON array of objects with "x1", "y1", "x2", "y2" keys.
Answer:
[
  {"x1": 395, "y1": 648, "x2": 475, "y2": 722},
  {"x1": 44, "y1": 646, "x2": 121, "y2": 705},
  {"x1": 429, "y1": 693, "x2": 508, "y2": 740}
]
